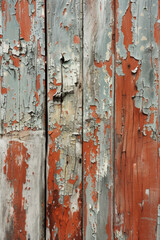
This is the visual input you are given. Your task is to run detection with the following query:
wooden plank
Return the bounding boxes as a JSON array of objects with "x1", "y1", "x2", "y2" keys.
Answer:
[
  {"x1": 83, "y1": 0, "x2": 114, "y2": 239},
  {"x1": 114, "y1": 0, "x2": 160, "y2": 239},
  {"x1": 46, "y1": 0, "x2": 83, "y2": 239},
  {"x1": 0, "y1": 0, "x2": 45, "y2": 239}
]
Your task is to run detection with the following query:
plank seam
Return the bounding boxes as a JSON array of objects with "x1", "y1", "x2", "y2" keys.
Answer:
[
  {"x1": 82, "y1": 0, "x2": 85, "y2": 238},
  {"x1": 112, "y1": 0, "x2": 116, "y2": 239},
  {"x1": 45, "y1": 0, "x2": 48, "y2": 238}
]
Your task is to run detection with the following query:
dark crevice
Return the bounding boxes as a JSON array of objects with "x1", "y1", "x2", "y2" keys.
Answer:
[
  {"x1": 112, "y1": 0, "x2": 117, "y2": 239},
  {"x1": 60, "y1": 54, "x2": 65, "y2": 64},
  {"x1": 53, "y1": 90, "x2": 74, "y2": 103},
  {"x1": 82, "y1": 0, "x2": 84, "y2": 239},
  {"x1": 44, "y1": 0, "x2": 48, "y2": 239}
]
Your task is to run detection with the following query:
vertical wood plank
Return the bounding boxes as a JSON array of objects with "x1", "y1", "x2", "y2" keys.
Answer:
[
  {"x1": 114, "y1": 0, "x2": 160, "y2": 239},
  {"x1": 0, "y1": 0, "x2": 45, "y2": 239},
  {"x1": 46, "y1": 0, "x2": 83, "y2": 239},
  {"x1": 83, "y1": 0, "x2": 114, "y2": 239}
]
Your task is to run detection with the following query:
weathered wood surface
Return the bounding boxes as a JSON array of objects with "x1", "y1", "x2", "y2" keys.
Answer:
[
  {"x1": 114, "y1": 0, "x2": 160, "y2": 239},
  {"x1": 46, "y1": 0, "x2": 82, "y2": 239},
  {"x1": 83, "y1": 0, "x2": 114, "y2": 239},
  {"x1": 1, "y1": 0, "x2": 160, "y2": 239},
  {"x1": 0, "y1": 0, "x2": 45, "y2": 239}
]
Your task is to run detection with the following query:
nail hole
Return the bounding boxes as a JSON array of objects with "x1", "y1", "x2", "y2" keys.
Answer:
[{"x1": 60, "y1": 55, "x2": 65, "y2": 64}]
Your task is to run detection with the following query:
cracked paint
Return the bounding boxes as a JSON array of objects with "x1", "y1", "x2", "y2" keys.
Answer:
[
  {"x1": 3, "y1": 141, "x2": 29, "y2": 240},
  {"x1": 46, "y1": 0, "x2": 82, "y2": 239},
  {"x1": 0, "y1": 0, "x2": 45, "y2": 133},
  {"x1": 114, "y1": 0, "x2": 160, "y2": 239},
  {"x1": 0, "y1": 133, "x2": 45, "y2": 239},
  {"x1": 83, "y1": 0, "x2": 114, "y2": 239},
  {"x1": 0, "y1": 0, "x2": 45, "y2": 238},
  {"x1": 1, "y1": 0, "x2": 160, "y2": 239}
]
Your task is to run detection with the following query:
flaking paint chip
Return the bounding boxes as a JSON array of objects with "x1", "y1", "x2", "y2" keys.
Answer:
[{"x1": 131, "y1": 66, "x2": 138, "y2": 74}]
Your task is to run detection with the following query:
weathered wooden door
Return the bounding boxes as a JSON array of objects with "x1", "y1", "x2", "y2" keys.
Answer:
[{"x1": 1, "y1": 0, "x2": 160, "y2": 239}]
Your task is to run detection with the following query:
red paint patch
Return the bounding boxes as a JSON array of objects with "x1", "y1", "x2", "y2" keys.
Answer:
[
  {"x1": 106, "y1": 188, "x2": 111, "y2": 240},
  {"x1": 94, "y1": 57, "x2": 112, "y2": 77},
  {"x1": 36, "y1": 74, "x2": 41, "y2": 91},
  {"x1": 15, "y1": 0, "x2": 20, "y2": 24},
  {"x1": 4, "y1": 141, "x2": 30, "y2": 239},
  {"x1": 68, "y1": 175, "x2": 78, "y2": 185},
  {"x1": 114, "y1": 2, "x2": 159, "y2": 239},
  {"x1": 37, "y1": 40, "x2": 42, "y2": 58},
  {"x1": 90, "y1": 105, "x2": 98, "y2": 119},
  {"x1": 15, "y1": 0, "x2": 31, "y2": 41},
  {"x1": 48, "y1": 89, "x2": 57, "y2": 101},
  {"x1": 63, "y1": 8, "x2": 67, "y2": 15},
  {"x1": 121, "y1": 1, "x2": 132, "y2": 49},
  {"x1": 12, "y1": 120, "x2": 18, "y2": 126},
  {"x1": 105, "y1": 56, "x2": 112, "y2": 77},
  {"x1": 83, "y1": 138, "x2": 98, "y2": 235},
  {"x1": 94, "y1": 60, "x2": 103, "y2": 68},
  {"x1": 9, "y1": 5, "x2": 11, "y2": 22},
  {"x1": 1, "y1": 76, "x2": 7, "y2": 94},
  {"x1": 10, "y1": 55, "x2": 20, "y2": 67},
  {"x1": 73, "y1": 35, "x2": 80, "y2": 44},
  {"x1": 64, "y1": 26, "x2": 69, "y2": 31},
  {"x1": 34, "y1": 91, "x2": 40, "y2": 106},
  {"x1": 2, "y1": 0, "x2": 7, "y2": 30},
  {"x1": 47, "y1": 124, "x2": 82, "y2": 239},
  {"x1": 53, "y1": 78, "x2": 61, "y2": 86},
  {"x1": 154, "y1": 3, "x2": 160, "y2": 44}
]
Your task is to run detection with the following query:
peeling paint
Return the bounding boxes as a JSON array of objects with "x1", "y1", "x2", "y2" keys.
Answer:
[
  {"x1": 0, "y1": 0, "x2": 45, "y2": 238},
  {"x1": 114, "y1": 1, "x2": 160, "y2": 239},
  {"x1": 1, "y1": 0, "x2": 160, "y2": 239},
  {"x1": 83, "y1": 0, "x2": 114, "y2": 239},
  {"x1": 3, "y1": 141, "x2": 29, "y2": 239},
  {"x1": 0, "y1": 132, "x2": 45, "y2": 239},
  {"x1": 0, "y1": 0, "x2": 45, "y2": 133},
  {"x1": 46, "y1": 0, "x2": 82, "y2": 239}
]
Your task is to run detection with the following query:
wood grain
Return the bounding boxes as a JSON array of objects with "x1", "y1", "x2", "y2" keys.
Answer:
[
  {"x1": 114, "y1": 0, "x2": 160, "y2": 239},
  {"x1": 0, "y1": 1, "x2": 45, "y2": 239},
  {"x1": 83, "y1": 0, "x2": 114, "y2": 239},
  {"x1": 1, "y1": 0, "x2": 160, "y2": 239},
  {"x1": 46, "y1": 0, "x2": 83, "y2": 239}
]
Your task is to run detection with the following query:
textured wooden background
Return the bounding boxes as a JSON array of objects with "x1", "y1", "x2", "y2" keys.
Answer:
[{"x1": 0, "y1": 0, "x2": 160, "y2": 239}]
